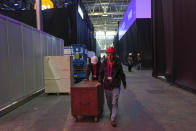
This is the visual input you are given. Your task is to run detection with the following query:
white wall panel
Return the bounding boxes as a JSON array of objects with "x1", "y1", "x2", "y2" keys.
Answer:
[
  {"x1": 0, "y1": 14, "x2": 64, "y2": 110},
  {"x1": 23, "y1": 24, "x2": 34, "y2": 95},
  {"x1": 52, "y1": 37, "x2": 57, "y2": 56},
  {"x1": 41, "y1": 32, "x2": 48, "y2": 56},
  {"x1": 33, "y1": 29, "x2": 42, "y2": 91},
  {"x1": 7, "y1": 19, "x2": 24, "y2": 100},
  {"x1": 56, "y1": 38, "x2": 60, "y2": 56},
  {"x1": 60, "y1": 39, "x2": 64, "y2": 56},
  {"x1": 47, "y1": 35, "x2": 52, "y2": 56},
  {"x1": 0, "y1": 15, "x2": 9, "y2": 108}
]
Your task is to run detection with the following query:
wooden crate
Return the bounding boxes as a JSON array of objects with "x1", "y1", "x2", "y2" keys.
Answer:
[
  {"x1": 44, "y1": 56, "x2": 61, "y2": 79},
  {"x1": 71, "y1": 80, "x2": 104, "y2": 122},
  {"x1": 52, "y1": 56, "x2": 72, "y2": 78},
  {"x1": 44, "y1": 56, "x2": 73, "y2": 94},
  {"x1": 45, "y1": 78, "x2": 71, "y2": 93}
]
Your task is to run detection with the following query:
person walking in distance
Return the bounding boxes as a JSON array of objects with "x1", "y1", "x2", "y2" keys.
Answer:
[
  {"x1": 137, "y1": 53, "x2": 142, "y2": 70},
  {"x1": 96, "y1": 47, "x2": 126, "y2": 127},
  {"x1": 127, "y1": 53, "x2": 133, "y2": 72}
]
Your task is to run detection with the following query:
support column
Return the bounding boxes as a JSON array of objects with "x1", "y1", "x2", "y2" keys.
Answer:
[{"x1": 36, "y1": 0, "x2": 43, "y2": 31}]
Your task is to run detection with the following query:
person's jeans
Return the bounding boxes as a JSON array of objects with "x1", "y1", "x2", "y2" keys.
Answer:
[
  {"x1": 137, "y1": 63, "x2": 141, "y2": 70},
  {"x1": 104, "y1": 88, "x2": 120, "y2": 121},
  {"x1": 128, "y1": 64, "x2": 132, "y2": 72}
]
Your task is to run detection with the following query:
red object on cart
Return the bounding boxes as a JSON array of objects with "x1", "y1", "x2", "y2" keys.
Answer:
[{"x1": 71, "y1": 80, "x2": 104, "y2": 122}]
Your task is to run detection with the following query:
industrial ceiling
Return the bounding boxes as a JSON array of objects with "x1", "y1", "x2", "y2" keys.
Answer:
[
  {"x1": 82, "y1": 0, "x2": 130, "y2": 49},
  {"x1": 0, "y1": 0, "x2": 131, "y2": 48},
  {"x1": 82, "y1": 0, "x2": 130, "y2": 32}
]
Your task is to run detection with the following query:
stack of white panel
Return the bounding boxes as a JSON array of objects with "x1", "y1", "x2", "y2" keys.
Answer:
[{"x1": 44, "y1": 56, "x2": 73, "y2": 94}]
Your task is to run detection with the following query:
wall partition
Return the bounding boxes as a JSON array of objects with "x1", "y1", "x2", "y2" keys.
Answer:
[{"x1": 0, "y1": 14, "x2": 64, "y2": 110}]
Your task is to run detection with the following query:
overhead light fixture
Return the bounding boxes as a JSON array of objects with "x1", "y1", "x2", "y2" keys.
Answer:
[
  {"x1": 102, "y1": 14, "x2": 108, "y2": 16},
  {"x1": 64, "y1": 0, "x2": 72, "y2": 7},
  {"x1": 78, "y1": 5, "x2": 84, "y2": 19},
  {"x1": 34, "y1": 0, "x2": 54, "y2": 10},
  {"x1": 14, "y1": 3, "x2": 19, "y2": 6}
]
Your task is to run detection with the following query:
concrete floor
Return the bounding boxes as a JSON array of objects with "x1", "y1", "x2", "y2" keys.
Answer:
[{"x1": 0, "y1": 67, "x2": 196, "y2": 131}]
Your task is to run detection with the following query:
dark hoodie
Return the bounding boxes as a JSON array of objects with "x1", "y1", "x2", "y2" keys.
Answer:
[
  {"x1": 85, "y1": 62, "x2": 101, "y2": 80},
  {"x1": 98, "y1": 58, "x2": 126, "y2": 90}
]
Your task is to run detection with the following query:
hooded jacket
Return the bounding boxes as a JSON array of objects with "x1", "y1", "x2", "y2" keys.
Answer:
[
  {"x1": 85, "y1": 62, "x2": 101, "y2": 80},
  {"x1": 98, "y1": 58, "x2": 126, "y2": 90}
]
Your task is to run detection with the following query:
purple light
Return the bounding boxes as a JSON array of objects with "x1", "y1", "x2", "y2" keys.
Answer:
[
  {"x1": 118, "y1": 0, "x2": 151, "y2": 40},
  {"x1": 136, "y1": 0, "x2": 151, "y2": 18},
  {"x1": 119, "y1": 0, "x2": 136, "y2": 40}
]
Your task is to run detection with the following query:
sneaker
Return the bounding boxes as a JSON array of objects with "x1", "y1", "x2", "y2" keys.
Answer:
[{"x1": 111, "y1": 120, "x2": 117, "y2": 127}]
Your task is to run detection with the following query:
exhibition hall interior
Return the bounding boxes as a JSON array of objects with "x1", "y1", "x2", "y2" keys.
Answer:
[{"x1": 0, "y1": 0, "x2": 196, "y2": 130}]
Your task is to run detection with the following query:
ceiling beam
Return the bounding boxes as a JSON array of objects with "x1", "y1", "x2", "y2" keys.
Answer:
[
  {"x1": 92, "y1": 21, "x2": 118, "y2": 24},
  {"x1": 82, "y1": 0, "x2": 131, "y2": 4},
  {"x1": 83, "y1": 3, "x2": 129, "y2": 7},
  {"x1": 94, "y1": 27, "x2": 118, "y2": 31},
  {"x1": 88, "y1": 11, "x2": 124, "y2": 16},
  {"x1": 93, "y1": 24, "x2": 118, "y2": 27},
  {"x1": 90, "y1": 17, "x2": 123, "y2": 21}
]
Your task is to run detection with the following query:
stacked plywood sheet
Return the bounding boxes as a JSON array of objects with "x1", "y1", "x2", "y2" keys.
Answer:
[{"x1": 44, "y1": 56, "x2": 73, "y2": 94}]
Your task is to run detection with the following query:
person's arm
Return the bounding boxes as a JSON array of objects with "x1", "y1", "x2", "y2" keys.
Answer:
[
  {"x1": 127, "y1": 57, "x2": 131, "y2": 64},
  {"x1": 96, "y1": 63, "x2": 104, "y2": 87},
  {"x1": 119, "y1": 63, "x2": 126, "y2": 89}
]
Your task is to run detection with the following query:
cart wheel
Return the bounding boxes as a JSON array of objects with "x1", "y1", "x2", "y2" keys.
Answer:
[
  {"x1": 73, "y1": 116, "x2": 78, "y2": 122},
  {"x1": 94, "y1": 117, "x2": 98, "y2": 122}
]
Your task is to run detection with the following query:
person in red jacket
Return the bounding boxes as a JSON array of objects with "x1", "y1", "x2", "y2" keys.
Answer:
[{"x1": 96, "y1": 47, "x2": 126, "y2": 127}]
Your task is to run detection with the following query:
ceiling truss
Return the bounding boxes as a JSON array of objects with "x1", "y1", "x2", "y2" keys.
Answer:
[{"x1": 82, "y1": 0, "x2": 131, "y2": 32}]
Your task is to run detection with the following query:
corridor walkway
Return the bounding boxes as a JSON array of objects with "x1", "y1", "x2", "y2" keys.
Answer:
[{"x1": 0, "y1": 67, "x2": 196, "y2": 131}]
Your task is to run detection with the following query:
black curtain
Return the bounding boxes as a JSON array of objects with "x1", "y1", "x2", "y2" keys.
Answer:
[
  {"x1": 0, "y1": 1, "x2": 96, "y2": 48},
  {"x1": 118, "y1": 20, "x2": 152, "y2": 66},
  {"x1": 118, "y1": 21, "x2": 137, "y2": 65},
  {"x1": 173, "y1": 0, "x2": 196, "y2": 89},
  {"x1": 43, "y1": 7, "x2": 77, "y2": 45},
  {"x1": 76, "y1": 1, "x2": 94, "y2": 51},
  {"x1": 152, "y1": 0, "x2": 196, "y2": 90},
  {"x1": 136, "y1": 19, "x2": 152, "y2": 67},
  {"x1": 152, "y1": 0, "x2": 172, "y2": 77},
  {"x1": 0, "y1": 10, "x2": 36, "y2": 27},
  {"x1": 0, "y1": 7, "x2": 77, "y2": 46}
]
